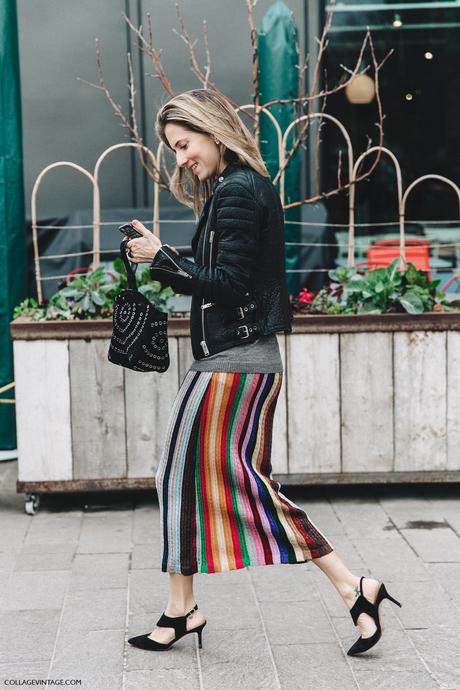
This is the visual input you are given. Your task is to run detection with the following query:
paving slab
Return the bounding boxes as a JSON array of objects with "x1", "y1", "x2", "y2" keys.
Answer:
[
  {"x1": 1, "y1": 460, "x2": 460, "y2": 690},
  {"x1": 377, "y1": 495, "x2": 447, "y2": 529},
  {"x1": 426, "y1": 563, "x2": 460, "y2": 608},
  {"x1": 77, "y1": 511, "x2": 134, "y2": 554},
  {"x1": 199, "y1": 627, "x2": 276, "y2": 689},
  {"x1": 247, "y1": 562, "x2": 316, "y2": 603},
  {"x1": 400, "y1": 526, "x2": 460, "y2": 563},
  {"x1": 69, "y1": 552, "x2": 129, "y2": 591},
  {"x1": 50, "y1": 628, "x2": 125, "y2": 690},
  {"x1": 24, "y1": 513, "x2": 82, "y2": 545},
  {"x1": 131, "y1": 542, "x2": 162, "y2": 570},
  {"x1": 0, "y1": 608, "x2": 61, "y2": 663},
  {"x1": 407, "y1": 625, "x2": 460, "y2": 689},
  {"x1": 14, "y1": 549, "x2": 75, "y2": 572},
  {"x1": 0, "y1": 549, "x2": 20, "y2": 572},
  {"x1": 352, "y1": 670, "x2": 439, "y2": 690},
  {"x1": 124, "y1": 668, "x2": 201, "y2": 690},
  {"x1": 271, "y1": 643, "x2": 358, "y2": 690},
  {"x1": 128, "y1": 568, "x2": 172, "y2": 616},
  {"x1": 351, "y1": 534, "x2": 432, "y2": 582},
  {"x1": 0, "y1": 569, "x2": 70, "y2": 610},
  {"x1": 59, "y1": 587, "x2": 127, "y2": 632},
  {"x1": 0, "y1": 522, "x2": 30, "y2": 550},
  {"x1": 328, "y1": 496, "x2": 393, "y2": 539},
  {"x1": 259, "y1": 599, "x2": 337, "y2": 645},
  {"x1": 320, "y1": 532, "x2": 367, "y2": 569},
  {"x1": 193, "y1": 581, "x2": 262, "y2": 630},
  {"x1": 382, "y1": 578, "x2": 460, "y2": 630},
  {"x1": 132, "y1": 505, "x2": 163, "y2": 545},
  {"x1": 427, "y1": 497, "x2": 460, "y2": 535},
  {"x1": 0, "y1": 661, "x2": 51, "y2": 681}
]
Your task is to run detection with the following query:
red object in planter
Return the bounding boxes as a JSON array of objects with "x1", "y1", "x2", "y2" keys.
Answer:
[
  {"x1": 66, "y1": 267, "x2": 118, "y2": 284},
  {"x1": 367, "y1": 239, "x2": 432, "y2": 279},
  {"x1": 66, "y1": 267, "x2": 93, "y2": 284}
]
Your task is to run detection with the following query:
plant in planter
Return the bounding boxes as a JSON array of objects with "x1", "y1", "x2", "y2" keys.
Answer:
[
  {"x1": 292, "y1": 259, "x2": 457, "y2": 315},
  {"x1": 13, "y1": 258, "x2": 175, "y2": 321}
]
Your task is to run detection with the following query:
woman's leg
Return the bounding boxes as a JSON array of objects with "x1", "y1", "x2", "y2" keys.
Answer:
[
  {"x1": 312, "y1": 551, "x2": 381, "y2": 638},
  {"x1": 147, "y1": 573, "x2": 206, "y2": 643}
]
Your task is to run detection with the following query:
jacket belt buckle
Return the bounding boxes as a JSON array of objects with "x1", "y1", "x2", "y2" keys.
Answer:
[{"x1": 237, "y1": 325, "x2": 250, "y2": 339}]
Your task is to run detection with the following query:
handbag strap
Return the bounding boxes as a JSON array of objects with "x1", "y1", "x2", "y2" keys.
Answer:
[{"x1": 120, "y1": 239, "x2": 139, "y2": 291}]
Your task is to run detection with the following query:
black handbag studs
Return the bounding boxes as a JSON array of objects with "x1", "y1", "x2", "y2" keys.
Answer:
[{"x1": 107, "y1": 240, "x2": 170, "y2": 373}]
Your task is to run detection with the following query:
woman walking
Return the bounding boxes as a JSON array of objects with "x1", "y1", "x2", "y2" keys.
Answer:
[{"x1": 125, "y1": 89, "x2": 401, "y2": 656}]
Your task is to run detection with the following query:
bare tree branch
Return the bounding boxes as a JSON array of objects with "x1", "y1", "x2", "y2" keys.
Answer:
[
  {"x1": 202, "y1": 20, "x2": 211, "y2": 88},
  {"x1": 82, "y1": 4, "x2": 390, "y2": 215},
  {"x1": 78, "y1": 38, "x2": 168, "y2": 188},
  {"x1": 124, "y1": 12, "x2": 175, "y2": 96},
  {"x1": 171, "y1": 3, "x2": 246, "y2": 116},
  {"x1": 246, "y1": 0, "x2": 259, "y2": 118},
  {"x1": 314, "y1": 80, "x2": 328, "y2": 197}
]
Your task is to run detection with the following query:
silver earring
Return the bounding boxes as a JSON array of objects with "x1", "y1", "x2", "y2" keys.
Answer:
[{"x1": 214, "y1": 139, "x2": 220, "y2": 145}]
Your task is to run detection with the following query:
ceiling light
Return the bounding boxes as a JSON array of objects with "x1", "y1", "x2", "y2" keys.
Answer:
[
  {"x1": 424, "y1": 51, "x2": 434, "y2": 60},
  {"x1": 392, "y1": 13, "x2": 403, "y2": 28},
  {"x1": 405, "y1": 93, "x2": 413, "y2": 101}
]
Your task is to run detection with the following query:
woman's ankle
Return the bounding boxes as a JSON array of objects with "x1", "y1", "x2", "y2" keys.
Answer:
[
  {"x1": 337, "y1": 576, "x2": 361, "y2": 602},
  {"x1": 165, "y1": 599, "x2": 196, "y2": 616}
]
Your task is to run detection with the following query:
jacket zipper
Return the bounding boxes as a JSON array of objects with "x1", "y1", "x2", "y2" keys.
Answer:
[
  {"x1": 200, "y1": 225, "x2": 215, "y2": 356},
  {"x1": 158, "y1": 246, "x2": 193, "y2": 278}
]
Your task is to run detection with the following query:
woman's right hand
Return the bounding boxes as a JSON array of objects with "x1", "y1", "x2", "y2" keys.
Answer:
[{"x1": 123, "y1": 235, "x2": 180, "y2": 256}]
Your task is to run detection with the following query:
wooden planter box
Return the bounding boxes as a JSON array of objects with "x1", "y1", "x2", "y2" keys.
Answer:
[{"x1": 10, "y1": 312, "x2": 460, "y2": 503}]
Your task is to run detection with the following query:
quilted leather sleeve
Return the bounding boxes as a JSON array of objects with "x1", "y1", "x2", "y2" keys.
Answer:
[{"x1": 149, "y1": 181, "x2": 261, "y2": 306}]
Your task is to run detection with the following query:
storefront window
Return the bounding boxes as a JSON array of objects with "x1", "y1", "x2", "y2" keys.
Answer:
[{"x1": 320, "y1": 0, "x2": 460, "y2": 230}]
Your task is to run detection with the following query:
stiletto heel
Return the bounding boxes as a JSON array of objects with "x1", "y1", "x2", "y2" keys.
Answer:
[
  {"x1": 128, "y1": 603, "x2": 207, "y2": 651},
  {"x1": 379, "y1": 583, "x2": 402, "y2": 608},
  {"x1": 197, "y1": 625, "x2": 205, "y2": 649},
  {"x1": 347, "y1": 576, "x2": 402, "y2": 656}
]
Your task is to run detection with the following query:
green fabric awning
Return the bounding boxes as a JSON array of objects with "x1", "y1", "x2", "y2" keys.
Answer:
[
  {"x1": 0, "y1": 0, "x2": 27, "y2": 449},
  {"x1": 258, "y1": 0, "x2": 301, "y2": 294}
]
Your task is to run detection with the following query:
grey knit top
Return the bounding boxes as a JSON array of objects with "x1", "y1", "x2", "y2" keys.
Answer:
[{"x1": 189, "y1": 333, "x2": 283, "y2": 373}]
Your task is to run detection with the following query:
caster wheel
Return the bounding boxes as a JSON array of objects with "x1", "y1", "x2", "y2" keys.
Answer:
[{"x1": 24, "y1": 493, "x2": 41, "y2": 515}]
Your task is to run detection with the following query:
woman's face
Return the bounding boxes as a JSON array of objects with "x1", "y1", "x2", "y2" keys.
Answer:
[{"x1": 164, "y1": 123, "x2": 224, "y2": 182}]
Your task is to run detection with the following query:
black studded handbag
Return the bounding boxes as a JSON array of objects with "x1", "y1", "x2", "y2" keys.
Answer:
[{"x1": 107, "y1": 240, "x2": 170, "y2": 373}]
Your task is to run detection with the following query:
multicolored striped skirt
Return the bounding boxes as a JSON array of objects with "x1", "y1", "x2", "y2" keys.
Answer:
[{"x1": 155, "y1": 369, "x2": 334, "y2": 574}]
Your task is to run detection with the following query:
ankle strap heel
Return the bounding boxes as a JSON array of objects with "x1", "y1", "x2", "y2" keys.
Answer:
[
  {"x1": 128, "y1": 603, "x2": 206, "y2": 652},
  {"x1": 347, "y1": 576, "x2": 402, "y2": 656},
  {"x1": 155, "y1": 603, "x2": 198, "y2": 639}
]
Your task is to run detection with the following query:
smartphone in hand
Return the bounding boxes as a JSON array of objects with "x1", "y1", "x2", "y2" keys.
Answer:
[{"x1": 118, "y1": 223, "x2": 143, "y2": 240}]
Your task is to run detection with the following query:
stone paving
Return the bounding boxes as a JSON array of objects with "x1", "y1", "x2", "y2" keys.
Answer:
[{"x1": 1, "y1": 459, "x2": 459, "y2": 689}]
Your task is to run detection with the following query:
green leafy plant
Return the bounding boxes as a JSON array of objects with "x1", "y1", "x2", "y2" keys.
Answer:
[
  {"x1": 13, "y1": 260, "x2": 176, "y2": 321},
  {"x1": 293, "y1": 259, "x2": 455, "y2": 315}
]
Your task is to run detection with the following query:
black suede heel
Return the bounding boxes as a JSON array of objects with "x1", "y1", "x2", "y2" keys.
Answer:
[
  {"x1": 347, "y1": 576, "x2": 402, "y2": 656},
  {"x1": 128, "y1": 603, "x2": 206, "y2": 651}
]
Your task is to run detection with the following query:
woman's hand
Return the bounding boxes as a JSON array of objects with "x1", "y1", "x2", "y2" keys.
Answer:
[{"x1": 125, "y1": 219, "x2": 162, "y2": 263}]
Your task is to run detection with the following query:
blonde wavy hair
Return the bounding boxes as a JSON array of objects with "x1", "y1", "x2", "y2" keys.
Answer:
[{"x1": 155, "y1": 89, "x2": 269, "y2": 216}]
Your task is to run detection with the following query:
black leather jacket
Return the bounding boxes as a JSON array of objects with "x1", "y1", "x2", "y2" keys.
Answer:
[{"x1": 149, "y1": 161, "x2": 293, "y2": 360}]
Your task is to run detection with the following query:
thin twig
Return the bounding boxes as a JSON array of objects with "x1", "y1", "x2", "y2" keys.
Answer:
[
  {"x1": 202, "y1": 20, "x2": 211, "y2": 88},
  {"x1": 124, "y1": 12, "x2": 175, "y2": 96},
  {"x1": 246, "y1": 0, "x2": 259, "y2": 130},
  {"x1": 172, "y1": 3, "x2": 247, "y2": 117},
  {"x1": 78, "y1": 38, "x2": 167, "y2": 188},
  {"x1": 314, "y1": 80, "x2": 328, "y2": 197}
]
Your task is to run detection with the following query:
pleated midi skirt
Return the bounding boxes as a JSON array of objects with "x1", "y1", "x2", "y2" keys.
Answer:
[{"x1": 155, "y1": 369, "x2": 334, "y2": 574}]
